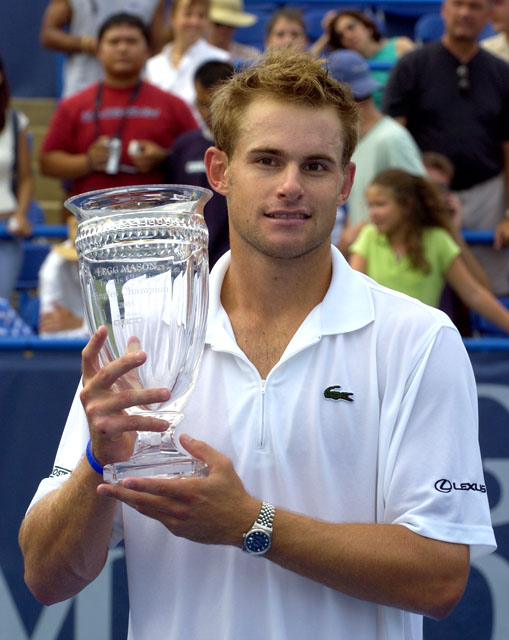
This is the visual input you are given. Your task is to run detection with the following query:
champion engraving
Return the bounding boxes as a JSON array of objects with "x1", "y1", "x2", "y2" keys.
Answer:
[
  {"x1": 434, "y1": 479, "x2": 486, "y2": 494},
  {"x1": 324, "y1": 385, "x2": 354, "y2": 402}
]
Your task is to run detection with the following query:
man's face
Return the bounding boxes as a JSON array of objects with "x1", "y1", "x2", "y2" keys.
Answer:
[
  {"x1": 98, "y1": 24, "x2": 149, "y2": 78},
  {"x1": 209, "y1": 98, "x2": 354, "y2": 261},
  {"x1": 194, "y1": 81, "x2": 214, "y2": 128},
  {"x1": 441, "y1": 0, "x2": 491, "y2": 41},
  {"x1": 266, "y1": 18, "x2": 308, "y2": 52},
  {"x1": 490, "y1": 0, "x2": 509, "y2": 31}
]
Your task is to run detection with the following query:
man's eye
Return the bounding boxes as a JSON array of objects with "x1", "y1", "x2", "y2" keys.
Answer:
[
  {"x1": 258, "y1": 158, "x2": 276, "y2": 167},
  {"x1": 306, "y1": 162, "x2": 325, "y2": 172}
]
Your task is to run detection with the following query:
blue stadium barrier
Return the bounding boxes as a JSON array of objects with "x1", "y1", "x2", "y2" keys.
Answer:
[{"x1": 0, "y1": 336, "x2": 508, "y2": 639}]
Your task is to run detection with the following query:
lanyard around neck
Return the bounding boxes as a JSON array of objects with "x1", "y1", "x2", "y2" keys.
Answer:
[{"x1": 93, "y1": 81, "x2": 142, "y2": 141}]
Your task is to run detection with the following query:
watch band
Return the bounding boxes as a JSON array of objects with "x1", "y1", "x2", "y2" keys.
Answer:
[
  {"x1": 256, "y1": 501, "x2": 275, "y2": 529},
  {"x1": 242, "y1": 501, "x2": 276, "y2": 555}
]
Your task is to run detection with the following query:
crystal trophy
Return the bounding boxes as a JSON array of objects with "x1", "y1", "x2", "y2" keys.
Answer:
[{"x1": 66, "y1": 185, "x2": 211, "y2": 483}]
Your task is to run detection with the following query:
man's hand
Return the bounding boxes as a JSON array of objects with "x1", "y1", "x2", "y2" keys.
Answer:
[
  {"x1": 129, "y1": 139, "x2": 167, "y2": 173},
  {"x1": 494, "y1": 217, "x2": 509, "y2": 250},
  {"x1": 40, "y1": 304, "x2": 83, "y2": 333},
  {"x1": 7, "y1": 211, "x2": 32, "y2": 237},
  {"x1": 97, "y1": 434, "x2": 260, "y2": 547},
  {"x1": 86, "y1": 136, "x2": 111, "y2": 173},
  {"x1": 80, "y1": 326, "x2": 171, "y2": 468}
]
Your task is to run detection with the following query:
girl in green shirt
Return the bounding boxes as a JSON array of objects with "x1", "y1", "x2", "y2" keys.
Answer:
[{"x1": 350, "y1": 168, "x2": 509, "y2": 334}]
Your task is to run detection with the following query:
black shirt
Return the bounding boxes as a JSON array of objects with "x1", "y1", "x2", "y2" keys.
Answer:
[{"x1": 383, "y1": 42, "x2": 509, "y2": 190}]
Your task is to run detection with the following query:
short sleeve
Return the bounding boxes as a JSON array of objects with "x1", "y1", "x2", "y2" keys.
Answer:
[{"x1": 383, "y1": 326, "x2": 496, "y2": 558}]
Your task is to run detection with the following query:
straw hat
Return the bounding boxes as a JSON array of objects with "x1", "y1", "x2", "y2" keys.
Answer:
[
  {"x1": 209, "y1": 0, "x2": 257, "y2": 28},
  {"x1": 53, "y1": 216, "x2": 78, "y2": 262}
]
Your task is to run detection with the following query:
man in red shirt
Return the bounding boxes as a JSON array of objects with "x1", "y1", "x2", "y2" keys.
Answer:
[{"x1": 41, "y1": 12, "x2": 198, "y2": 197}]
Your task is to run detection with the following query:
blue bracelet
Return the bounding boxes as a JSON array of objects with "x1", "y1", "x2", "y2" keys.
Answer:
[{"x1": 86, "y1": 439, "x2": 104, "y2": 475}]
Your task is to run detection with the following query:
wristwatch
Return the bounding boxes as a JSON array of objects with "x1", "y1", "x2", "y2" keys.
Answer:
[{"x1": 242, "y1": 501, "x2": 275, "y2": 556}]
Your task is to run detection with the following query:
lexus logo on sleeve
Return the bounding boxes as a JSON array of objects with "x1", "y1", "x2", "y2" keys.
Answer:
[{"x1": 434, "y1": 479, "x2": 487, "y2": 493}]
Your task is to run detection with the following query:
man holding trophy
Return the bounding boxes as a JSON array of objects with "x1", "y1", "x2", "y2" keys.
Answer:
[{"x1": 20, "y1": 50, "x2": 495, "y2": 639}]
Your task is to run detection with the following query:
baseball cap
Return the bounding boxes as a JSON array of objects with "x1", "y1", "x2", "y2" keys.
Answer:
[
  {"x1": 327, "y1": 50, "x2": 381, "y2": 100},
  {"x1": 209, "y1": 0, "x2": 257, "y2": 28}
]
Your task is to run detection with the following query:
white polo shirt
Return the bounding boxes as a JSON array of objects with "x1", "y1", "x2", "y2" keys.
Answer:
[{"x1": 29, "y1": 247, "x2": 496, "y2": 640}]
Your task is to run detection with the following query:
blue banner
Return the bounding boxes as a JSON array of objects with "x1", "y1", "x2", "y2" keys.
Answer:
[{"x1": 1, "y1": 342, "x2": 508, "y2": 639}]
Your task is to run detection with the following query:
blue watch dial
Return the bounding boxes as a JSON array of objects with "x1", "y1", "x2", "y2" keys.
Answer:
[{"x1": 245, "y1": 530, "x2": 270, "y2": 554}]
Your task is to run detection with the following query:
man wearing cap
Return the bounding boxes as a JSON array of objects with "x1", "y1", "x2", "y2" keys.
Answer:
[
  {"x1": 326, "y1": 50, "x2": 425, "y2": 253},
  {"x1": 207, "y1": 0, "x2": 261, "y2": 61}
]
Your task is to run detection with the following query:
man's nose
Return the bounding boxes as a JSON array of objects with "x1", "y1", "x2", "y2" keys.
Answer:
[{"x1": 277, "y1": 165, "x2": 304, "y2": 200}]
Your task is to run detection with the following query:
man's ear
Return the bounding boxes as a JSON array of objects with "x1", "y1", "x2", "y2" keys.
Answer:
[
  {"x1": 205, "y1": 147, "x2": 229, "y2": 196},
  {"x1": 337, "y1": 162, "x2": 356, "y2": 207}
]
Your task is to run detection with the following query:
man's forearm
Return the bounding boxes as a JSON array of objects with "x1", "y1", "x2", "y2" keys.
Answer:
[
  {"x1": 19, "y1": 457, "x2": 117, "y2": 606},
  {"x1": 265, "y1": 510, "x2": 469, "y2": 620},
  {"x1": 40, "y1": 151, "x2": 90, "y2": 180}
]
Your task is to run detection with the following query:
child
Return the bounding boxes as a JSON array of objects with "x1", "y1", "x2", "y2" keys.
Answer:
[
  {"x1": 165, "y1": 59, "x2": 234, "y2": 269},
  {"x1": 349, "y1": 168, "x2": 509, "y2": 334}
]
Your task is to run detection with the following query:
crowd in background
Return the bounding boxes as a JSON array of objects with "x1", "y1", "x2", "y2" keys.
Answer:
[{"x1": 1, "y1": 0, "x2": 509, "y2": 337}]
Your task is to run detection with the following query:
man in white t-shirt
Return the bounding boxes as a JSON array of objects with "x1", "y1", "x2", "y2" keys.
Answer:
[
  {"x1": 19, "y1": 49, "x2": 495, "y2": 640},
  {"x1": 481, "y1": 0, "x2": 509, "y2": 61},
  {"x1": 325, "y1": 49, "x2": 426, "y2": 254}
]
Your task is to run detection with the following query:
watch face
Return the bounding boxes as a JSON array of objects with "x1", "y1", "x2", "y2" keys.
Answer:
[{"x1": 244, "y1": 530, "x2": 270, "y2": 554}]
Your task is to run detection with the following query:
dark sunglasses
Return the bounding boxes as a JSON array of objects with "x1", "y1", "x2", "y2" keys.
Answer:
[{"x1": 456, "y1": 64, "x2": 470, "y2": 95}]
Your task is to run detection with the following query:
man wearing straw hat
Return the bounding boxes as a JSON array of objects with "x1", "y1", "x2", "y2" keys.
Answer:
[{"x1": 207, "y1": 0, "x2": 261, "y2": 60}]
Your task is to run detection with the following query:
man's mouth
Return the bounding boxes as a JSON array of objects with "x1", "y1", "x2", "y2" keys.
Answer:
[{"x1": 265, "y1": 211, "x2": 311, "y2": 219}]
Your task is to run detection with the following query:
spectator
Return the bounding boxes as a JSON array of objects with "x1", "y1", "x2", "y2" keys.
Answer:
[
  {"x1": 265, "y1": 8, "x2": 308, "y2": 52},
  {"x1": 0, "y1": 55, "x2": 33, "y2": 303},
  {"x1": 325, "y1": 50, "x2": 424, "y2": 254},
  {"x1": 207, "y1": 0, "x2": 260, "y2": 62},
  {"x1": 310, "y1": 9, "x2": 413, "y2": 108},
  {"x1": 145, "y1": 0, "x2": 230, "y2": 111},
  {"x1": 422, "y1": 151, "x2": 491, "y2": 334},
  {"x1": 40, "y1": 13, "x2": 197, "y2": 199},
  {"x1": 383, "y1": 0, "x2": 509, "y2": 297},
  {"x1": 40, "y1": 0, "x2": 166, "y2": 98},
  {"x1": 38, "y1": 217, "x2": 87, "y2": 338},
  {"x1": 20, "y1": 49, "x2": 495, "y2": 640},
  {"x1": 166, "y1": 60, "x2": 233, "y2": 268},
  {"x1": 0, "y1": 298, "x2": 33, "y2": 337},
  {"x1": 481, "y1": 0, "x2": 509, "y2": 61},
  {"x1": 350, "y1": 168, "x2": 509, "y2": 333},
  {"x1": 422, "y1": 151, "x2": 491, "y2": 290}
]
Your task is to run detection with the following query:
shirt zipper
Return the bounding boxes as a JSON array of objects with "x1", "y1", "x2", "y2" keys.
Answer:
[{"x1": 259, "y1": 378, "x2": 266, "y2": 449}]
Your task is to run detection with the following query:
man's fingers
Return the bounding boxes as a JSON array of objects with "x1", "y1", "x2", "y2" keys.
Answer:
[
  {"x1": 85, "y1": 347, "x2": 147, "y2": 393},
  {"x1": 92, "y1": 412, "x2": 169, "y2": 439},
  {"x1": 81, "y1": 326, "x2": 108, "y2": 381},
  {"x1": 85, "y1": 386, "x2": 171, "y2": 418}
]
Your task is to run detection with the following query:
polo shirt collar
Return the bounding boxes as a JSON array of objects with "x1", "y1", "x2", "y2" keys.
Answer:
[{"x1": 206, "y1": 246, "x2": 374, "y2": 349}]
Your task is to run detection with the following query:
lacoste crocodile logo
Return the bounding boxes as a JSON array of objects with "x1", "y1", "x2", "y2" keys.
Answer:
[{"x1": 324, "y1": 385, "x2": 354, "y2": 402}]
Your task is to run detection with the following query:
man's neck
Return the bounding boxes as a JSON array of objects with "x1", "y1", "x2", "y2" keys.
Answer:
[
  {"x1": 103, "y1": 74, "x2": 142, "y2": 89},
  {"x1": 220, "y1": 243, "x2": 334, "y2": 378},
  {"x1": 222, "y1": 242, "x2": 333, "y2": 321},
  {"x1": 441, "y1": 34, "x2": 479, "y2": 63},
  {"x1": 358, "y1": 100, "x2": 383, "y2": 138}
]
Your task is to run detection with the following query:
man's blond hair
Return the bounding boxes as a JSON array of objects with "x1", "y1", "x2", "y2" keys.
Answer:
[{"x1": 210, "y1": 49, "x2": 359, "y2": 167}]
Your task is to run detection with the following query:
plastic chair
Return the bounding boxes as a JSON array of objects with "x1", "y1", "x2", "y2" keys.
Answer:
[
  {"x1": 15, "y1": 243, "x2": 51, "y2": 332},
  {"x1": 235, "y1": 12, "x2": 272, "y2": 48},
  {"x1": 305, "y1": 8, "x2": 327, "y2": 43},
  {"x1": 414, "y1": 13, "x2": 496, "y2": 43},
  {"x1": 414, "y1": 13, "x2": 444, "y2": 43}
]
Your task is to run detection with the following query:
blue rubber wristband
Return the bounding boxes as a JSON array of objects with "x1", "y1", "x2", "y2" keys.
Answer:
[{"x1": 86, "y1": 439, "x2": 104, "y2": 475}]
